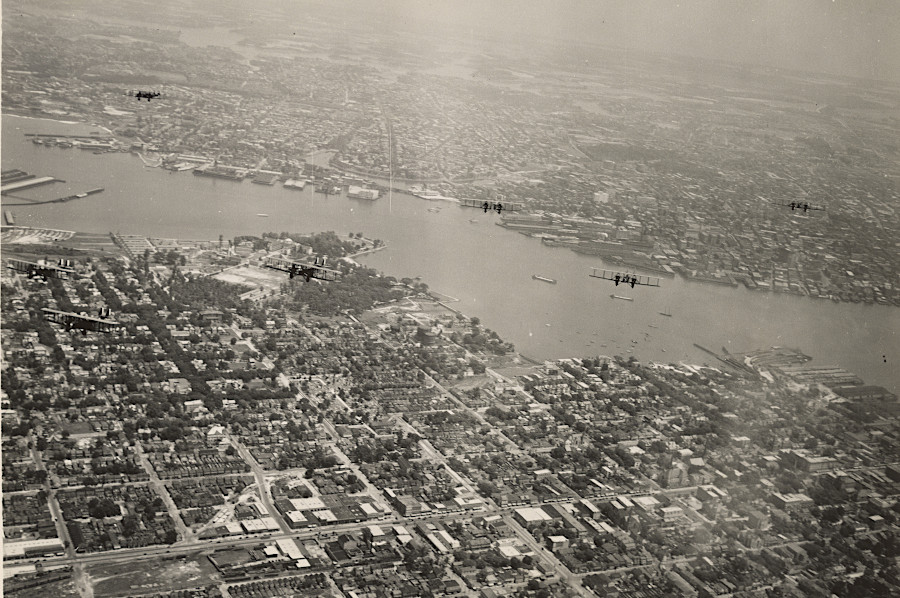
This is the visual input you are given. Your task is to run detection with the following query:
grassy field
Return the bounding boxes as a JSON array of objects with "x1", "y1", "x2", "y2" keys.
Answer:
[
  {"x1": 8, "y1": 577, "x2": 81, "y2": 598},
  {"x1": 213, "y1": 264, "x2": 284, "y2": 291},
  {"x1": 88, "y1": 552, "x2": 221, "y2": 597}
]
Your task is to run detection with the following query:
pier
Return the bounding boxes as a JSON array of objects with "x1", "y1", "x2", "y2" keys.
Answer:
[
  {"x1": 1, "y1": 169, "x2": 35, "y2": 184},
  {"x1": 2, "y1": 188, "x2": 103, "y2": 207},
  {"x1": 138, "y1": 153, "x2": 163, "y2": 167},
  {"x1": 1, "y1": 176, "x2": 64, "y2": 195},
  {"x1": 24, "y1": 132, "x2": 111, "y2": 139},
  {"x1": 693, "y1": 344, "x2": 757, "y2": 375}
]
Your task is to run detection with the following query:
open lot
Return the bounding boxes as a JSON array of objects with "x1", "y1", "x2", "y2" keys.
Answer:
[
  {"x1": 88, "y1": 552, "x2": 221, "y2": 597},
  {"x1": 213, "y1": 265, "x2": 284, "y2": 291}
]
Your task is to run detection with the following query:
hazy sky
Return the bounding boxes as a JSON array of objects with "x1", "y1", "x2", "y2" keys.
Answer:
[{"x1": 355, "y1": 0, "x2": 900, "y2": 82}]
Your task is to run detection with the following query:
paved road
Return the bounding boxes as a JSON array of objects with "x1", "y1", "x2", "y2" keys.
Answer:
[
  {"x1": 19, "y1": 500, "x2": 532, "y2": 570},
  {"x1": 323, "y1": 437, "x2": 395, "y2": 515},
  {"x1": 392, "y1": 414, "x2": 479, "y2": 496},
  {"x1": 229, "y1": 435, "x2": 292, "y2": 534},
  {"x1": 134, "y1": 442, "x2": 193, "y2": 543},
  {"x1": 29, "y1": 439, "x2": 93, "y2": 597},
  {"x1": 503, "y1": 514, "x2": 593, "y2": 598}
]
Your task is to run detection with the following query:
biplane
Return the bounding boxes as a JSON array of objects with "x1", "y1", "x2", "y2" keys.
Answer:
[
  {"x1": 7, "y1": 259, "x2": 76, "y2": 280},
  {"x1": 125, "y1": 90, "x2": 162, "y2": 101},
  {"x1": 42, "y1": 307, "x2": 119, "y2": 334},
  {"x1": 458, "y1": 198, "x2": 524, "y2": 214},
  {"x1": 263, "y1": 256, "x2": 340, "y2": 282},
  {"x1": 773, "y1": 201, "x2": 824, "y2": 214},
  {"x1": 589, "y1": 268, "x2": 661, "y2": 289}
]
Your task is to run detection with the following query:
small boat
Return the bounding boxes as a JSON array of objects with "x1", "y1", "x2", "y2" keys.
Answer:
[
  {"x1": 610, "y1": 294, "x2": 634, "y2": 301},
  {"x1": 532, "y1": 275, "x2": 557, "y2": 284},
  {"x1": 468, "y1": 219, "x2": 478, "y2": 223},
  {"x1": 427, "y1": 207, "x2": 441, "y2": 213},
  {"x1": 648, "y1": 324, "x2": 658, "y2": 328},
  {"x1": 659, "y1": 308, "x2": 672, "y2": 317},
  {"x1": 256, "y1": 213, "x2": 269, "y2": 217}
]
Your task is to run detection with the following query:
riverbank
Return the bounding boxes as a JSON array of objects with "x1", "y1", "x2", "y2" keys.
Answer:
[
  {"x1": 2, "y1": 113, "x2": 886, "y2": 308},
  {"x1": 6, "y1": 112, "x2": 114, "y2": 135},
  {"x1": 330, "y1": 159, "x2": 448, "y2": 186},
  {"x1": 5, "y1": 113, "x2": 898, "y2": 393},
  {"x1": 429, "y1": 291, "x2": 461, "y2": 303},
  {"x1": 346, "y1": 242, "x2": 387, "y2": 260}
]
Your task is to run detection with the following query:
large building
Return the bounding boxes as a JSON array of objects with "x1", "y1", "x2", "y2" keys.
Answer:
[
  {"x1": 781, "y1": 449, "x2": 838, "y2": 473},
  {"x1": 770, "y1": 492, "x2": 814, "y2": 511},
  {"x1": 3, "y1": 538, "x2": 65, "y2": 559},
  {"x1": 834, "y1": 385, "x2": 896, "y2": 402},
  {"x1": 513, "y1": 506, "x2": 553, "y2": 526}
]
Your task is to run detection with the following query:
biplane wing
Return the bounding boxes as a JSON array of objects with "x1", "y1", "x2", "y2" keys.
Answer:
[
  {"x1": 42, "y1": 308, "x2": 119, "y2": 333},
  {"x1": 589, "y1": 268, "x2": 661, "y2": 288},
  {"x1": 7, "y1": 259, "x2": 75, "y2": 280},
  {"x1": 295, "y1": 264, "x2": 340, "y2": 281},
  {"x1": 126, "y1": 90, "x2": 162, "y2": 101},
  {"x1": 773, "y1": 201, "x2": 825, "y2": 212},
  {"x1": 262, "y1": 258, "x2": 293, "y2": 274},
  {"x1": 458, "y1": 198, "x2": 524, "y2": 213},
  {"x1": 263, "y1": 257, "x2": 339, "y2": 281}
]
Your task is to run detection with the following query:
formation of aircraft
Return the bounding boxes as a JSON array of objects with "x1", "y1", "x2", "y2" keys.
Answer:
[
  {"x1": 773, "y1": 201, "x2": 825, "y2": 213},
  {"x1": 589, "y1": 268, "x2": 661, "y2": 289},
  {"x1": 7, "y1": 258, "x2": 76, "y2": 280},
  {"x1": 126, "y1": 90, "x2": 162, "y2": 101},
  {"x1": 458, "y1": 198, "x2": 524, "y2": 214},
  {"x1": 263, "y1": 256, "x2": 340, "y2": 282},
  {"x1": 42, "y1": 307, "x2": 119, "y2": 334}
]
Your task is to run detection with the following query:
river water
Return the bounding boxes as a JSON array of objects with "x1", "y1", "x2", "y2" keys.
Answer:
[{"x1": 3, "y1": 115, "x2": 898, "y2": 392}]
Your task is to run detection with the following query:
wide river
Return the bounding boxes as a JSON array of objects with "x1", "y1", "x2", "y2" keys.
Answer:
[{"x1": 3, "y1": 115, "x2": 898, "y2": 392}]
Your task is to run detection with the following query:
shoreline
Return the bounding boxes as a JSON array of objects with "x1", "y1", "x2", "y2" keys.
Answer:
[
  {"x1": 346, "y1": 243, "x2": 387, "y2": 259},
  {"x1": 4, "y1": 114, "x2": 897, "y2": 307},
  {"x1": 428, "y1": 290, "x2": 460, "y2": 303},
  {"x1": 5, "y1": 112, "x2": 114, "y2": 135}
]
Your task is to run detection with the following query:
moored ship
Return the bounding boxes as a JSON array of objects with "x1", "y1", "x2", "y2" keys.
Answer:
[
  {"x1": 283, "y1": 179, "x2": 307, "y2": 190},
  {"x1": 193, "y1": 166, "x2": 245, "y2": 181},
  {"x1": 347, "y1": 185, "x2": 379, "y2": 200}
]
